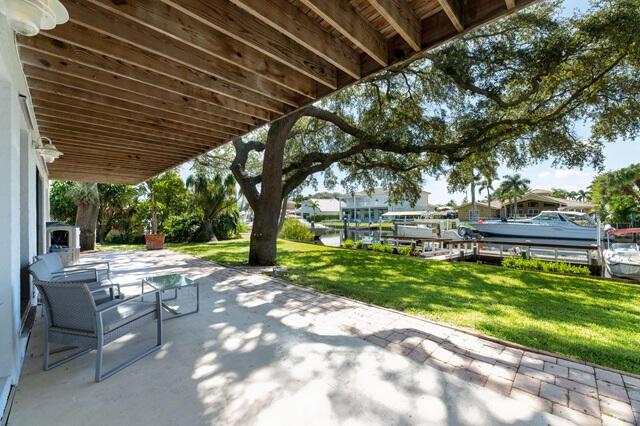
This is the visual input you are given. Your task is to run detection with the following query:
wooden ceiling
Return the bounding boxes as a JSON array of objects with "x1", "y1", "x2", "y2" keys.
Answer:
[{"x1": 18, "y1": 0, "x2": 534, "y2": 184}]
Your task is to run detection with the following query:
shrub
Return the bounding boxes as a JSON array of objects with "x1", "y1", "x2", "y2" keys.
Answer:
[
  {"x1": 279, "y1": 217, "x2": 314, "y2": 241},
  {"x1": 370, "y1": 242, "x2": 394, "y2": 253},
  {"x1": 342, "y1": 239, "x2": 354, "y2": 249},
  {"x1": 397, "y1": 246, "x2": 413, "y2": 256},
  {"x1": 163, "y1": 212, "x2": 203, "y2": 242},
  {"x1": 306, "y1": 214, "x2": 340, "y2": 222},
  {"x1": 502, "y1": 257, "x2": 590, "y2": 276},
  {"x1": 355, "y1": 240, "x2": 364, "y2": 249}
]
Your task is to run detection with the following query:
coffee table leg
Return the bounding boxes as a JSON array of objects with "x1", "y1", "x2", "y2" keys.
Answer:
[{"x1": 163, "y1": 283, "x2": 199, "y2": 320}]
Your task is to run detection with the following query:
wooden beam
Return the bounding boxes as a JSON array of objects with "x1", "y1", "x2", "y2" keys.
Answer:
[
  {"x1": 437, "y1": 0, "x2": 464, "y2": 32},
  {"x1": 48, "y1": 169, "x2": 152, "y2": 184},
  {"x1": 163, "y1": 0, "x2": 338, "y2": 89},
  {"x1": 61, "y1": 0, "x2": 301, "y2": 108},
  {"x1": 230, "y1": 0, "x2": 361, "y2": 78},
  {"x1": 298, "y1": 0, "x2": 387, "y2": 67},
  {"x1": 18, "y1": 35, "x2": 268, "y2": 125},
  {"x1": 505, "y1": 0, "x2": 516, "y2": 9},
  {"x1": 27, "y1": 79, "x2": 248, "y2": 135},
  {"x1": 84, "y1": 0, "x2": 315, "y2": 100},
  {"x1": 368, "y1": 0, "x2": 421, "y2": 51},
  {"x1": 32, "y1": 97, "x2": 239, "y2": 139}
]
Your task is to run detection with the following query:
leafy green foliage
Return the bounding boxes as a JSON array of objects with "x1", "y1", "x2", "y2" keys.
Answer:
[
  {"x1": 171, "y1": 239, "x2": 640, "y2": 374},
  {"x1": 397, "y1": 246, "x2": 413, "y2": 256},
  {"x1": 186, "y1": 169, "x2": 240, "y2": 241},
  {"x1": 163, "y1": 211, "x2": 203, "y2": 243},
  {"x1": 355, "y1": 240, "x2": 364, "y2": 249},
  {"x1": 591, "y1": 163, "x2": 640, "y2": 224},
  {"x1": 279, "y1": 218, "x2": 314, "y2": 241},
  {"x1": 342, "y1": 239, "x2": 354, "y2": 249},
  {"x1": 49, "y1": 180, "x2": 77, "y2": 223},
  {"x1": 370, "y1": 242, "x2": 394, "y2": 253},
  {"x1": 502, "y1": 257, "x2": 590, "y2": 275}
]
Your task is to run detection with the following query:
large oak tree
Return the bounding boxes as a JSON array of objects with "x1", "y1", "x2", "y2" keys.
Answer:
[{"x1": 201, "y1": 0, "x2": 640, "y2": 265}]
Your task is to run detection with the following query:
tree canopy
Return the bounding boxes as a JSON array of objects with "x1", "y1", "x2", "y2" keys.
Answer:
[
  {"x1": 591, "y1": 163, "x2": 640, "y2": 224},
  {"x1": 204, "y1": 0, "x2": 640, "y2": 264}
]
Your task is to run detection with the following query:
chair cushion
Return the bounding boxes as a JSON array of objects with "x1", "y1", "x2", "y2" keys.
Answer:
[
  {"x1": 101, "y1": 301, "x2": 157, "y2": 334},
  {"x1": 92, "y1": 288, "x2": 114, "y2": 306}
]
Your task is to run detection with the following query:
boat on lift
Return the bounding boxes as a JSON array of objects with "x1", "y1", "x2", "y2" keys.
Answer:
[
  {"x1": 603, "y1": 228, "x2": 640, "y2": 281},
  {"x1": 465, "y1": 211, "x2": 600, "y2": 241}
]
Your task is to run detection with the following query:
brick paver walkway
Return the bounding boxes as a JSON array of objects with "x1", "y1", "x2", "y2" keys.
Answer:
[{"x1": 230, "y1": 269, "x2": 640, "y2": 426}]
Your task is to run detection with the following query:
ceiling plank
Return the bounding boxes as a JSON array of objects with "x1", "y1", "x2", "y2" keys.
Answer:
[
  {"x1": 51, "y1": 142, "x2": 189, "y2": 164},
  {"x1": 163, "y1": 0, "x2": 338, "y2": 89},
  {"x1": 505, "y1": 0, "x2": 516, "y2": 9},
  {"x1": 298, "y1": 0, "x2": 387, "y2": 67},
  {"x1": 32, "y1": 97, "x2": 240, "y2": 139},
  {"x1": 368, "y1": 0, "x2": 421, "y2": 51},
  {"x1": 437, "y1": 0, "x2": 464, "y2": 31},
  {"x1": 230, "y1": 0, "x2": 361, "y2": 79},
  {"x1": 30, "y1": 25, "x2": 283, "y2": 118},
  {"x1": 18, "y1": 35, "x2": 268, "y2": 125},
  {"x1": 43, "y1": 133, "x2": 197, "y2": 159},
  {"x1": 23, "y1": 62, "x2": 238, "y2": 140},
  {"x1": 84, "y1": 0, "x2": 315, "y2": 100},
  {"x1": 35, "y1": 113, "x2": 220, "y2": 148},
  {"x1": 39, "y1": 130, "x2": 211, "y2": 161},
  {"x1": 38, "y1": 121, "x2": 216, "y2": 152},
  {"x1": 27, "y1": 79, "x2": 249, "y2": 135},
  {"x1": 34, "y1": 106, "x2": 227, "y2": 142},
  {"x1": 61, "y1": 0, "x2": 301, "y2": 108}
]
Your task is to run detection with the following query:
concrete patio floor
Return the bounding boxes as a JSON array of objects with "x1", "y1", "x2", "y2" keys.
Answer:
[{"x1": 8, "y1": 250, "x2": 624, "y2": 425}]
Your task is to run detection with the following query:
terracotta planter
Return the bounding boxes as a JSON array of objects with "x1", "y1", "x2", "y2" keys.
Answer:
[{"x1": 145, "y1": 233, "x2": 165, "y2": 250}]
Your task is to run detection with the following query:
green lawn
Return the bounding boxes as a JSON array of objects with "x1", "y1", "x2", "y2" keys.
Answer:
[{"x1": 101, "y1": 239, "x2": 640, "y2": 374}]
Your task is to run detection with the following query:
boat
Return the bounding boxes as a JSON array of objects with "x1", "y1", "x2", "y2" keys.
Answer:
[
  {"x1": 396, "y1": 224, "x2": 437, "y2": 239},
  {"x1": 465, "y1": 211, "x2": 600, "y2": 241},
  {"x1": 603, "y1": 228, "x2": 640, "y2": 281}
]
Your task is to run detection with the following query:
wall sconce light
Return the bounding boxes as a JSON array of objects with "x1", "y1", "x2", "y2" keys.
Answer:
[
  {"x1": 0, "y1": 0, "x2": 69, "y2": 37},
  {"x1": 34, "y1": 136, "x2": 63, "y2": 163}
]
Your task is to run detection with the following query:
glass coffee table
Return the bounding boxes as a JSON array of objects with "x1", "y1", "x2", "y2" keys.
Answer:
[{"x1": 141, "y1": 274, "x2": 199, "y2": 320}]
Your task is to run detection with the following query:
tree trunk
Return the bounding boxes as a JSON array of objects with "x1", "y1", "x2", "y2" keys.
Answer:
[
  {"x1": 75, "y1": 183, "x2": 100, "y2": 251},
  {"x1": 244, "y1": 115, "x2": 297, "y2": 266}
]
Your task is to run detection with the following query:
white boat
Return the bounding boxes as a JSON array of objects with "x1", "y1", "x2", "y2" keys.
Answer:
[
  {"x1": 467, "y1": 211, "x2": 600, "y2": 241},
  {"x1": 396, "y1": 224, "x2": 437, "y2": 239},
  {"x1": 603, "y1": 228, "x2": 640, "y2": 281}
]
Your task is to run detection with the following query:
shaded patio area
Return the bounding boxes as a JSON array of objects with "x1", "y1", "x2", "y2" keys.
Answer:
[{"x1": 9, "y1": 250, "x2": 590, "y2": 425}]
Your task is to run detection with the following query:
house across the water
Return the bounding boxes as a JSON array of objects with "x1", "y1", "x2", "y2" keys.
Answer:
[{"x1": 457, "y1": 189, "x2": 594, "y2": 220}]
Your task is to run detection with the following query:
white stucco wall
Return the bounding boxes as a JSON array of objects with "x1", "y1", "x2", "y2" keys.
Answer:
[{"x1": 0, "y1": 18, "x2": 48, "y2": 416}]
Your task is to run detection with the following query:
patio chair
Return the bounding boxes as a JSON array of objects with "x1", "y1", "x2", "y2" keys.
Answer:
[
  {"x1": 30, "y1": 257, "x2": 119, "y2": 305},
  {"x1": 30, "y1": 269, "x2": 163, "y2": 382},
  {"x1": 34, "y1": 252, "x2": 120, "y2": 299}
]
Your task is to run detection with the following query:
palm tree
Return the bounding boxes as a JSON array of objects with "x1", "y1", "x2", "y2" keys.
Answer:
[
  {"x1": 307, "y1": 199, "x2": 320, "y2": 218},
  {"x1": 575, "y1": 189, "x2": 589, "y2": 202},
  {"x1": 478, "y1": 166, "x2": 498, "y2": 217},
  {"x1": 500, "y1": 173, "x2": 531, "y2": 217},
  {"x1": 186, "y1": 171, "x2": 237, "y2": 241},
  {"x1": 68, "y1": 182, "x2": 100, "y2": 251}
]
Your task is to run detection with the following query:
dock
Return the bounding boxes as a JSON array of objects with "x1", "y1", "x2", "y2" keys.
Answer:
[{"x1": 380, "y1": 235, "x2": 603, "y2": 271}]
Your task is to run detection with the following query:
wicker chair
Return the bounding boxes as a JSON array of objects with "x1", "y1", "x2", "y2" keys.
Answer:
[{"x1": 29, "y1": 260, "x2": 163, "y2": 382}]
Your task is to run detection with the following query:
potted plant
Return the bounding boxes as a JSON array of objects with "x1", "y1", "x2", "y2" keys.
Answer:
[{"x1": 144, "y1": 178, "x2": 165, "y2": 250}]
